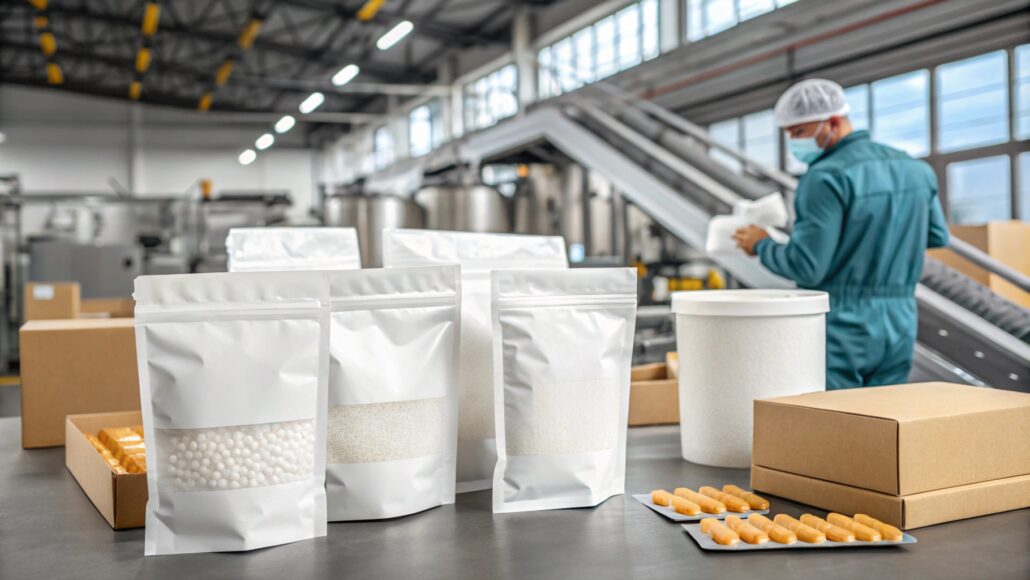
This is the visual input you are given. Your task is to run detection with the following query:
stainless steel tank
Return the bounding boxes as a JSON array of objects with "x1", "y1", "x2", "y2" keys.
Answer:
[
  {"x1": 323, "y1": 194, "x2": 423, "y2": 266},
  {"x1": 414, "y1": 185, "x2": 511, "y2": 233},
  {"x1": 365, "y1": 196, "x2": 423, "y2": 266}
]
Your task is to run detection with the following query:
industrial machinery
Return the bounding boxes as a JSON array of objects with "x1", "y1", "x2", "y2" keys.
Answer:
[
  {"x1": 0, "y1": 176, "x2": 294, "y2": 368},
  {"x1": 322, "y1": 186, "x2": 424, "y2": 267},
  {"x1": 451, "y1": 82, "x2": 1030, "y2": 392}
]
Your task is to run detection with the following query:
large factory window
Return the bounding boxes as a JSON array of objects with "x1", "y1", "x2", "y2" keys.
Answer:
[
  {"x1": 686, "y1": 0, "x2": 799, "y2": 42},
  {"x1": 537, "y1": 0, "x2": 660, "y2": 99},
  {"x1": 707, "y1": 109, "x2": 778, "y2": 172},
  {"x1": 373, "y1": 126, "x2": 395, "y2": 169},
  {"x1": 708, "y1": 117, "x2": 742, "y2": 173},
  {"x1": 1016, "y1": 44, "x2": 1030, "y2": 139},
  {"x1": 1020, "y1": 153, "x2": 1030, "y2": 219},
  {"x1": 946, "y1": 156, "x2": 1012, "y2": 224},
  {"x1": 844, "y1": 85, "x2": 870, "y2": 132},
  {"x1": 871, "y1": 70, "x2": 930, "y2": 158},
  {"x1": 463, "y1": 64, "x2": 519, "y2": 132},
  {"x1": 936, "y1": 51, "x2": 1009, "y2": 153},
  {"x1": 408, "y1": 103, "x2": 440, "y2": 158}
]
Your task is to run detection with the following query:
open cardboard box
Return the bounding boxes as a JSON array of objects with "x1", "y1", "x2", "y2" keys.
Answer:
[
  {"x1": 80, "y1": 297, "x2": 135, "y2": 319},
  {"x1": 66, "y1": 411, "x2": 147, "y2": 529},
  {"x1": 629, "y1": 363, "x2": 678, "y2": 426},
  {"x1": 751, "y1": 382, "x2": 1030, "y2": 529}
]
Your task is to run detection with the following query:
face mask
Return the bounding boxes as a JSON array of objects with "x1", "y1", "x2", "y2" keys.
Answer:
[{"x1": 788, "y1": 122, "x2": 827, "y2": 164}]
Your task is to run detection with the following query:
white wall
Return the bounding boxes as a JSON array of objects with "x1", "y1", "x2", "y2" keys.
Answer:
[{"x1": 0, "y1": 85, "x2": 316, "y2": 220}]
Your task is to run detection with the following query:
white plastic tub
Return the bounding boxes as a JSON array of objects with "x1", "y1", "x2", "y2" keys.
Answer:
[{"x1": 671, "y1": 289, "x2": 829, "y2": 468}]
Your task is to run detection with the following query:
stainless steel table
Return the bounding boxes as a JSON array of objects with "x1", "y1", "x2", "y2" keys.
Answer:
[{"x1": 1, "y1": 418, "x2": 1027, "y2": 579}]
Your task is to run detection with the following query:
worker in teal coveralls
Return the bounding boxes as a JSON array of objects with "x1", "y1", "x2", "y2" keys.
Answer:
[{"x1": 733, "y1": 79, "x2": 950, "y2": 389}]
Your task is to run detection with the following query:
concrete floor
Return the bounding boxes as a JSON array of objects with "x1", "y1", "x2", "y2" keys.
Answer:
[{"x1": 0, "y1": 385, "x2": 20, "y2": 418}]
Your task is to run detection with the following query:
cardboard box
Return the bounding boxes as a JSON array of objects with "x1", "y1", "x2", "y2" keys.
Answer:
[
  {"x1": 20, "y1": 318, "x2": 140, "y2": 448},
  {"x1": 665, "y1": 351, "x2": 679, "y2": 379},
  {"x1": 752, "y1": 465, "x2": 1030, "y2": 529},
  {"x1": 23, "y1": 282, "x2": 81, "y2": 321},
  {"x1": 751, "y1": 383, "x2": 1030, "y2": 529},
  {"x1": 66, "y1": 411, "x2": 147, "y2": 529},
  {"x1": 80, "y1": 297, "x2": 135, "y2": 319},
  {"x1": 752, "y1": 383, "x2": 1030, "y2": 496},
  {"x1": 629, "y1": 363, "x2": 679, "y2": 426},
  {"x1": 927, "y1": 221, "x2": 1030, "y2": 308}
]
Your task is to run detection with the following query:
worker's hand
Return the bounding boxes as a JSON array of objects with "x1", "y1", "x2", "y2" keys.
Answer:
[{"x1": 733, "y1": 225, "x2": 769, "y2": 256}]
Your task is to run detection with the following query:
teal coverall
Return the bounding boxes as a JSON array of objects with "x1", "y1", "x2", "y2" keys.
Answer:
[{"x1": 755, "y1": 130, "x2": 950, "y2": 389}]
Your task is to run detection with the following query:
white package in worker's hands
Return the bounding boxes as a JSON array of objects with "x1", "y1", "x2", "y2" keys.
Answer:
[
  {"x1": 382, "y1": 229, "x2": 567, "y2": 493},
  {"x1": 491, "y1": 268, "x2": 637, "y2": 513},
  {"x1": 733, "y1": 192, "x2": 789, "y2": 229},
  {"x1": 226, "y1": 227, "x2": 362, "y2": 271},
  {"x1": 706, "y1": 216, "x2": 790, "y2": 255},
  {"x1": 134, "y1": 271, "x2": 330, "y2": 555},
  {"x1": 325, "y1": 266, "x2": 460, "y2": 521}
]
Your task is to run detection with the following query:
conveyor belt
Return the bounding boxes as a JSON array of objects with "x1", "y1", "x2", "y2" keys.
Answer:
[{"x1": 459, "y1": 90, "x2": 1030, "y2": 391}]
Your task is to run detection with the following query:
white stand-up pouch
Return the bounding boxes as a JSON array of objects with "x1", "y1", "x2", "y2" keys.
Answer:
[
  {"x1": 491, "y1": 268, "x2": 637, "y2": 514},
  {"x1": 325, "y1": 265, "x2": 461, "y2": 520},
  {"x1": 135, "y1": 271, "x2": 330, "y2": 555},
  {"x1": 382, "y1": 229, "x2": 567, "y2": 493},
  {"x1": 226, "y1": 227, "x2": 362, "y2": 271}
]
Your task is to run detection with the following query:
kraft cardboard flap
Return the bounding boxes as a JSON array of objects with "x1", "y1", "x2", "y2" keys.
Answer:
[
  {"x1": 761, "y1": 383, "x2": 1030, "y2": 423},
  {"x1": 752, "y1": 465, "x2": 1030, "y2": 530},
  {"x1": 752, "y1": 401, "x2": 900, "y2": 494},
  {"x1": 631, "y1": 363, "x2": 669, "y2": 382},
  {"x1": 20, "y1": 318, "x2": 135, "y2": 332}
]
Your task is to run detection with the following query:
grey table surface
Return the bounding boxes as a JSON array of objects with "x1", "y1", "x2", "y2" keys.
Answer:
[{"x1": 1, "y1": 417, "x2": 1027, "y2": 580}]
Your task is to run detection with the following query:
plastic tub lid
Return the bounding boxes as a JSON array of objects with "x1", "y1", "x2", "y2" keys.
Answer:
[{"x1": 671, "y1": 289, "x2": 829, "y2": 317}]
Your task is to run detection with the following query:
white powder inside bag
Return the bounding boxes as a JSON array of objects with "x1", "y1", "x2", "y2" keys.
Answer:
[
  {"x1": 505, "y1": 378, "x2": 619, "y2": 456},
  {"x1": 157, "y1": 420, "x2": 315, "y2": 492},
  {"x1": 457, "y1": 318, "x2": 494, "y2": 441},
  {"x1": 328, "y1": 397, "x2": 445, "y2": 464}
]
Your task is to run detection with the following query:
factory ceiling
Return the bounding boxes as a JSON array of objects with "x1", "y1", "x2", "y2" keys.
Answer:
[{"x1": 0, "y1": 0, "x2": 555, "y2": 135}]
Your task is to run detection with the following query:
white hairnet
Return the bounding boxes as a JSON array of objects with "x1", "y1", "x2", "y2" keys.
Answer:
[{"x1": 774, "y1": 79, "x2": 851, "y2": 128}]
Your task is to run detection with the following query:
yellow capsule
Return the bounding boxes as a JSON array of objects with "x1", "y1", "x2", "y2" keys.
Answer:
[
  {"x1": 724, "y1": 515, "x2": 769, "y2": 544},
  {"x1": 747, "y1": 513, "x2": 796, "y2": 544},
  {"x1": 854, "y1": 514, "x2": 904, "y2": 541},
  {"x1": 773, "y1": 514, "x2": 825, "y2": 543},
  {"x1": 674, "y1": 487, "x2": 725, "y2": 514},
  {"x1": 699, "y1": 485, "x2": 750, "y2": 513},
  {"x1": 722, "y1": 484, "x2": 770, "y2": 510},
  {"x1": 828, "y1": 513, "x2": 882, "y2": 542},
  {"x1": 800, "y1": 514, "x2": 854, "y2": 542},
  {"x1": 700, "y1": 518, "x2": 740, "y2": 546}
]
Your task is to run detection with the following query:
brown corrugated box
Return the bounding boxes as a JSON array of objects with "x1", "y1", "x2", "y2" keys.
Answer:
[
  {"x1": 23, "y1": 282, "x2": 81, "y2": 320},
  {"x1": 20, "y1": 318, "x2": 140, "y2": 448},
  {"x1": 629, "y1": 363, "x2": 679, "y2": 426},
  {"x1": 752, "y1": 467, "x2": 1030, "y2": 529},
  {"x1": 80, "y1": 297, "x2": 135, "y2": 319},
  {"x1": 751, "y1": 383, "x2": 1030, "y2": 528},
  {"x1": 66, "y1": 411, "x2": 147, "y2": 529},
  {"x1": 927, "y1": 221, "x2": 1030, "y2": 308}
]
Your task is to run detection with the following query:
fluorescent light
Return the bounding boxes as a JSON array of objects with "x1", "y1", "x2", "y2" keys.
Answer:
[
  {"x1": 239, "y1": 149, "x2": 257, "y2": 165},
  {"x1": 332, "y1": 64, "x2": 360, "y2": 86},
  {"x1": 299, "y1": 92, "x2": 324, "y2": 114},
  {"x1": 376, "y1": 21, "x2": 413, "y2": 50},
  {"x1": 0, "y1": 132, "x2": 6, "y2": 144},
  {"x1": 255, "y1": 133, "x2": 275, "y2": 150},
  {"x1": 275, "y1": 115, "x2": 296, "y2": 134}
]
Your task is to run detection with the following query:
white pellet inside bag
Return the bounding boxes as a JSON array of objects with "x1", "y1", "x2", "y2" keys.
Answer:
[
  {"x1": 382, "y1": 229, "x2": 567, "y2": 493},
  {"x1": 491, "y1": 268, "x2": 637, "y2": 514},
  {"x1": 325, "y1": 266, "x2": 460, "y2": 521},
  {"x1": 135, "y1": 271, "x2": 330, "y2": 555},
  {"x1": 226, "y1": 226, "x2": 361, "y2": 271}
]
